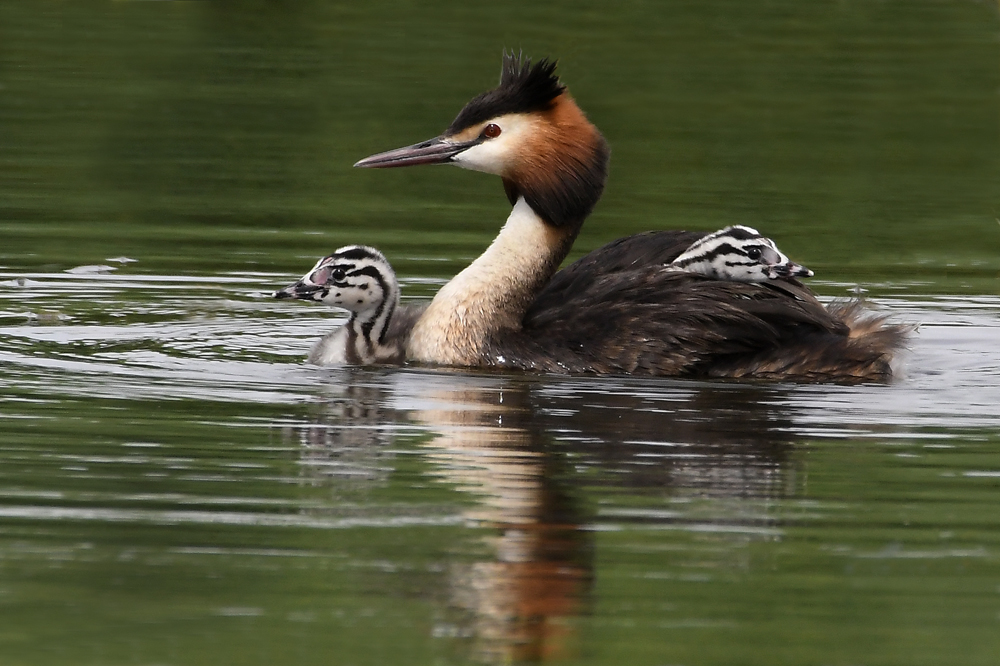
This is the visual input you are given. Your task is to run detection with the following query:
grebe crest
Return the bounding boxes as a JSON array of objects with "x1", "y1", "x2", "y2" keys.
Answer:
[
  {"x1": 274, "y1": 246, "x2": 404, "y2": 366},
  {"x1": 668, "y1": 225, "x2": 814, "y2": 282}
]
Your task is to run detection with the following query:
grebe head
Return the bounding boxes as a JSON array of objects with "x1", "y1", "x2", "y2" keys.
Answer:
[
  {"x1": 669, "y1": 226, "x2": 814, "y2": 282},
  {"x1": 274, "y1": 245, "x2": 398, "y2": 315},
  {"x1": 354, "y1": 52, "x2": 610, "y2": 228}
]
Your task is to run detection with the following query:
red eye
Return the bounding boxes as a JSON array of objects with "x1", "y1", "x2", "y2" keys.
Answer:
[{"x1": 483, "y1": 123, "x2": 502, "y2": 139}]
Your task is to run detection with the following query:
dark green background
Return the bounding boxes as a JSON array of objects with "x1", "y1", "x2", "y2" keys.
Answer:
[{"x1": 2, "y1": 0, "x2": 999, "y2": 286}]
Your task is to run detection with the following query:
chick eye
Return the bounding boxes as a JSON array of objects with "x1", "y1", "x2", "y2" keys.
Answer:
[
  {"x1": 483, "y1": 123, "x2": 502, "y2": 139},
  {"x1": 331, "y1": 267, "x2": 347, "y2": 281},
  {"x1": 746, "y1": 247, "x2": 762, "y2": 261}
]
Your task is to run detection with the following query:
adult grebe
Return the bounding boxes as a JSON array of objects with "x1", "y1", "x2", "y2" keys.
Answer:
[
  {"x1": 274, "y1": 246, "x2": 423, "y2": 365},
  {"x1": 277, "y1": 231, "x2": 811, "y2": 367},
  {"x1": 353, "y1": 54, "x2": 907, "y2": 381}
]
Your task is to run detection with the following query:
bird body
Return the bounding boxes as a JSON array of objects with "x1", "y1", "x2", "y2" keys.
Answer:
[
  {"x1": 517, "y1": 231, "x2": 858, "y2": 378},
  {"x1": 347, "y1": 54, "x2": 906, "y2": 382}
]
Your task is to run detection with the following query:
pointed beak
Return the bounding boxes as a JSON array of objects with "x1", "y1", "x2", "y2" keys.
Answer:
[
  {"x1": 767, "y1": 262, "x2": 814, "y2": 280},
  {"x1": 273, "y1": 279, "x2": 322, "y2": 300},
  {"x1": 354, "y1": 136, "x2": 477, "y2": 168}
]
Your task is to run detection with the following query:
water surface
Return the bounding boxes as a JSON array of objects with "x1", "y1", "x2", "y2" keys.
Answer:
[{"x1": 2, "y1": 1, "x2": 1000, "y2": 665}]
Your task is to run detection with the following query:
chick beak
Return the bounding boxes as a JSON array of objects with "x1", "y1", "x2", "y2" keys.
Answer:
[
  {"x1": 273, "y1": 280, "x2": 323, "y2": 300},
  {"x1": 767, "y1": 262, "x2": 814, "y2": 279}
]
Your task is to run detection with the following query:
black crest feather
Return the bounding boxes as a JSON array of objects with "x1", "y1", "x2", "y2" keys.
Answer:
[{"x1": 446, "y1": 52, "x2": 566, "y2": 134}]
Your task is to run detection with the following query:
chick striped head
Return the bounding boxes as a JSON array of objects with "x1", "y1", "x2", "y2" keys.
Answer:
[
  {"x1": 274, "y1": 245, "x2": 398, "y2": 312},
  {"x1": 669, "y1": 226, "x2": 813, "y2": 282}
]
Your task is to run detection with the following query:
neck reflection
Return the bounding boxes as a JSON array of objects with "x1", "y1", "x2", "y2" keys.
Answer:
[{"x1": 400, "y1": 372, "x2": 590, "y2": 664}]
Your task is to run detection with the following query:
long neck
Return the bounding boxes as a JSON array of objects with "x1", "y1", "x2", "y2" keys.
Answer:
[
  {"x1": 407, "y1": 197, "x2": 576, "y2": 365},
  {"x1": 346, "y1": 286, "x2": 400, "y2": 364}
]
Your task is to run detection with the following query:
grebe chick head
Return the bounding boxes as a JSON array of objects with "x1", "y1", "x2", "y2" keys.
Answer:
[
  {"x1": 275, "y1": 246, "x2": 404, "y2": 366},
  {"x1": 354, "y1": 52, "x2": 610, "y2": 229},
  {"x1": 274, "y1": 245, "x2": 398, "y2": 314},
  {"x1": 669, "y1": 225, "x2": 814, "y2": 282}
]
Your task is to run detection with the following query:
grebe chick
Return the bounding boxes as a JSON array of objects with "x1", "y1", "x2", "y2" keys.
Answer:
[
  {"x1": 274, "y1": 246, "x2": 420, "y2": 366},
  {"x1": 668, "y1": 225, "x2": 814, "y2": 282},
  {"x1": 353, "y1": 53, "x2": 907, "y2": 381}
]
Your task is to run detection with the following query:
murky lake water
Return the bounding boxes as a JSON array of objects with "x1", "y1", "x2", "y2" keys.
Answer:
[{"x1": 2, "y1": 2, "x2": 1000, "y2": 665}]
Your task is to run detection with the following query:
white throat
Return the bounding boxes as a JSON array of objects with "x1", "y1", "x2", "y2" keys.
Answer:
[{"x1": 406, "y1": 197, "x2": 565, "y2": 365}]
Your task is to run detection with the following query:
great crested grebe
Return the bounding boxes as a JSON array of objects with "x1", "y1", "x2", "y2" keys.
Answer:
[
  {"x1": 353, "y1": 53, "x2": 907, "y2": 381},
  {"x1": 277, "y1": 231, "x2": 808, "y2": 367},
  {"x1": 274, "y1": 245, "x2": 423, "y2": 365}
]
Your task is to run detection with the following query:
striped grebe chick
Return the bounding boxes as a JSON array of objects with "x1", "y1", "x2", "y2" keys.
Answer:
[
  {"x1": 274, "y1": 246, "x2": 421, "y2": 366},
  {"x1": 668, "y1": 225, "x2": 814, "y2": 282},
  {"x1": 353, "y1": 54, "x2": 907, "y2": 382}
]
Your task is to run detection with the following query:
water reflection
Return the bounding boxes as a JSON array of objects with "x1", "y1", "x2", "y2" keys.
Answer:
[
  {"x1": 290, "y1": 369, "x2": 400, "y2": 489},
  {"x1": 291, "y1": 369, "x2": 809, "y2": 663},
  {"x1": 400, "y1": 374, "x2": 591, "y2": 663},
  {"x1": 533, "y1": 379, "x2": 800, "y2": 500}
]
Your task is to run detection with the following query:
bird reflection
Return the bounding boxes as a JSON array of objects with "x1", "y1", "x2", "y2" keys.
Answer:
[
  {"x1": 395, "y1": 372, "x2": 591, "y2": 663},
  {"x1": 283, "y1": 368, "x2": 400, "y2": 490},
  {"x1": 529, "y1": 378, "x2": 802, "y2": 499},
  {"x1": 289, "y1": 369, "x2": 801, "y2": 663}
]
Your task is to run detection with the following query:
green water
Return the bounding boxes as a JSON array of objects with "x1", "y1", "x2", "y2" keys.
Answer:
[{"x1": 2, "y1": 1, "x2": 1000, "y2": 665}]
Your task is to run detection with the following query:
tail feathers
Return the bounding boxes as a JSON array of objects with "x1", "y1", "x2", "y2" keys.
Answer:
[
  {"x1": 829, "y1": 300, "x2": 910, "y2": 348},
  {"x1": 705, "y1": 299, "x2": 911, "y2": 384}
]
